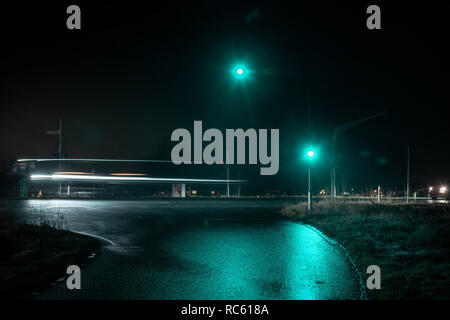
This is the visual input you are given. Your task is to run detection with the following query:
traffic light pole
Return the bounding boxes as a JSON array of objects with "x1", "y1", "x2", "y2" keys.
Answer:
[
  {"x1": 226, "y1": 149, "x2": 230, "y2": 197},
  {"x1": 308, "y1": 166, "x2": 312, "y2": 212},
  {"x1": 406, "y1": 146, "x2": 410, "y2": 203},
  {"x1": 226, "y1": 163, "x2": 230, "y2": 198}
]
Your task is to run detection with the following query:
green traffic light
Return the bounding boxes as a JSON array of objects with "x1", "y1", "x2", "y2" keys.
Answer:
[
  {"x1": 301, "y1": 146, "x2": 319, "y2": 162},
  {"x1": 234, "y1": 65, "x2": 246, "y2": 77}
]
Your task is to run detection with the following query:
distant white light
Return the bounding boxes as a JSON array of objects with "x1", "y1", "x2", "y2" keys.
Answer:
[
  {"x1": 440, "y1": 186, "x2": 447, "y2": 194},
  {"x1": 307, "y1": 150, "x2": 314, "y2": 157}
]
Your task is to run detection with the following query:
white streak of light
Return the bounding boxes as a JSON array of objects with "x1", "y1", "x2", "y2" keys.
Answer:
[{"x1": 30, "y1": 174, "x2": 245, "y2": 184}]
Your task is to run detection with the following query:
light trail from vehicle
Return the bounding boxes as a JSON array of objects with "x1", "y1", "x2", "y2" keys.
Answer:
[
  {"x1": 110, "y1": 173, "x2": 148, "y2": 176},
  {"x1": 30, "y1": 174, "x2": 246, "y2": 184},
  {"x1": 17, "y1": 158, "x2": 174, "y2": 163},
  {"x1": 53, "y1": 171, "x2": 95, "y2": 175}
]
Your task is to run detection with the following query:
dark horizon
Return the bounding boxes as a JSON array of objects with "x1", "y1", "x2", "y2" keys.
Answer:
[{"x1": 1, "y1": 1, "x2": 448, "y2": 193}]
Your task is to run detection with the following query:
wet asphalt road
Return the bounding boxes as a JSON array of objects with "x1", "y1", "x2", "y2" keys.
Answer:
[{"x1": 1, "y1": 199, "x2": 361, "y2": 299}]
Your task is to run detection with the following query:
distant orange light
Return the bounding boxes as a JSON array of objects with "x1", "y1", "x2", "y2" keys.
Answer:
[{"x1": 109, "y1": 173, "x2": 147, "y2": 176}]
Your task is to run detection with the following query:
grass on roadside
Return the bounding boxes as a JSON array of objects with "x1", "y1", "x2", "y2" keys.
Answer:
[
  {"x1": 0, "y1": 213, "x2": 101, "y2": 299},
  {"x1": 281, "y1": 199, "x2": 450, "y2": 300}
]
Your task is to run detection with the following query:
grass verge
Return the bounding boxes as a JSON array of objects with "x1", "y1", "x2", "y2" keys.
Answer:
[
  {"x1": 281, "y1": 200, "x2": 450, "y2": 299},
  {"x1": 0, "y1": 214, "x2": 101, "y2": 299}
]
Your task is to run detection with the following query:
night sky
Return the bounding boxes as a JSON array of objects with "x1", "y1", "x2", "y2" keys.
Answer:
[{"x1": 1, "y1": 1, "x2": 448, "y2": 193}]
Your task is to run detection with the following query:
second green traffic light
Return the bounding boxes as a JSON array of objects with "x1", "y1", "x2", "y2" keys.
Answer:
[
  {"x1": 234, "y1": 65, "x2": 246, "y2": 78},
  {"x1": 302, "y1": 146, "x2": 318, "y2": 162}
]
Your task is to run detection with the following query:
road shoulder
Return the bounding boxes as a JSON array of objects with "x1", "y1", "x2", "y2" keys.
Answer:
[{"x1": 0, "y1": 214, "x2": 101, "y2": 299}]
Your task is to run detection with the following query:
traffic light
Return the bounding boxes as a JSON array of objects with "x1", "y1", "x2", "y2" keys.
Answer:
[
  {"x1": 234, "y1": 66, "x2": 246, "y2": 77},
  {"x1": 231, "y1": 63, "x2": 251, "y2": 80},
  {"x1": 301, "y1": 145, "x2": 320, "y2": 162}
]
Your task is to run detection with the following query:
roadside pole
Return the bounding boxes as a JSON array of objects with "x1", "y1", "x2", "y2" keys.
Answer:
[
  {"x1": 226, "y1": 163, "x2": 230, "y2": 198},
  {"x1": 406, "y1": 146, "x2": 410, "y2": 203},
  {"x1": 46, "y1": 119, "x2": 63, "y2": 197},
  {"x1": 59, "y1": 119, "x2": 62, "y2": 197},
  {"x1": 330, "y1": 111, "x2": 386, "y2": 199},
  {"x1": 307, "y1": 166, "x2": 312, "y2": 212},
  {"x1": 226, "y1": 149, "x2": 230, "y2": 198}
]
